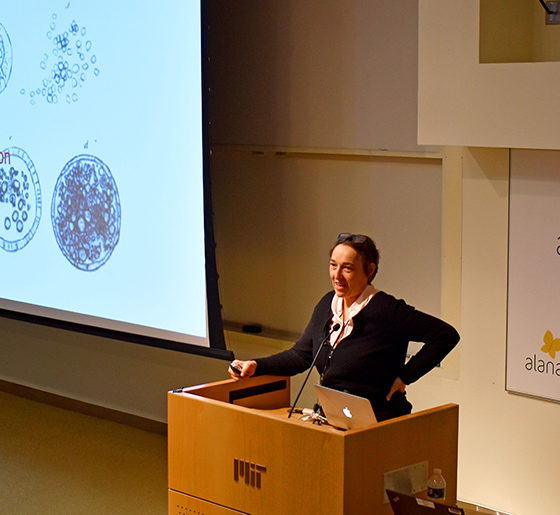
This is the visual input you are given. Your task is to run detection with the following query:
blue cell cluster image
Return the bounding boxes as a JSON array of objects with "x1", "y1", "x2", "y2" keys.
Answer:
[
  {"x1": 20, "y1": 11, "x2": 99, "y2": 105},
  {"x1": 0, "y1": 147, "x2": 42, "y2": 252},
  {"x1": 51, "y1": 154, "x2": 120, "y2": 271},
  {"x1": 0, "y1": 22, "x2": 13, "y2": 94}
]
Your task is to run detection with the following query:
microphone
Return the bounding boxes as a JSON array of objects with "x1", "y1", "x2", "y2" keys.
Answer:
[{"x1": 288, "y1": 322, "x2": 341, "y2": 418}]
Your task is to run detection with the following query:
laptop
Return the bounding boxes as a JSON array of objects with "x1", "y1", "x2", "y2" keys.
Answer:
[
  {"x1": 386, "y1": 490, "x2": 465, "y2": 515},
  {"x1": 313, "y1": 384, "x2": 377, "y2": 430}
]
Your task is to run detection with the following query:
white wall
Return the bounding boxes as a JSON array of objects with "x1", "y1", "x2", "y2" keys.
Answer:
[
  {"x1": 0, "y1": 317, "x2": 229, "y2": 422},
  {"x1": 409, "y1": 148, "x2": 560, "y2": 515},
  {"x1": 419, "y1": 0, "x2": 560, "y2": 150},
  {"x1": 208, "y1": 0, "x2": 434, "y2": 153},
  {"x1": 418, "y1": 3, "x2": 560, "y2": 512},
  {"x1": 211, "y1": 149, "x2": 443, "y2": 333}
]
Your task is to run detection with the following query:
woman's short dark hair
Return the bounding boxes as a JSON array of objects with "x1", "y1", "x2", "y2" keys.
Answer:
[{"x1": 330, "y1": 233, "x2": 380, "y2": 283}]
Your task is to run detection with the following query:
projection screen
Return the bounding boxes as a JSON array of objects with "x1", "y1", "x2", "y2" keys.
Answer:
[{"x1": 0, "y1": 1, "x2": 230, "y2": 358}]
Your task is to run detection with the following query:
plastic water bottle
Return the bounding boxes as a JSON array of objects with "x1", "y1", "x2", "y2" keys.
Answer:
[{"x1": 427, "y1": 468, "x2": 446, "y2": 500}]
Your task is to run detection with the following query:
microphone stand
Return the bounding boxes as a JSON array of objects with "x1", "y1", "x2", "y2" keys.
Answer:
[{"x1": 288, "y1": 323, "x2": 340, "y2": 418}]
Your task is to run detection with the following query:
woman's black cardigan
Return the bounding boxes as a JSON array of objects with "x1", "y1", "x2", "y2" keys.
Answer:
[{"x1": 254, "y1": 291, "x2": 460, "y2": 421}]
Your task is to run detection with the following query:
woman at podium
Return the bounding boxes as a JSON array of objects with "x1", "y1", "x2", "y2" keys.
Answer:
[{"x1": 228, "y1": 233, "x2": 460, "y2": 421}]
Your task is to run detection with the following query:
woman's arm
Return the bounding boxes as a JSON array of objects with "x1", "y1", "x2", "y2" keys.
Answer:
[
  {"x1": 395, "y1": 301, "x2": 460, "y2": 385},
  {"x1": 226, "y1": 293, "x2": 333, "y2": 379}
]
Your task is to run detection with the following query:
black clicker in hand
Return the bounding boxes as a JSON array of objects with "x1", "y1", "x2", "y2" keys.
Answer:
[{"x1": 229, "y1": 362, "x2": 242, "y2": 375}]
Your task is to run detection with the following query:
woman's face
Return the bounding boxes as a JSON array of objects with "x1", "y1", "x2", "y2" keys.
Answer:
[{"x1": 329, "y1": 244, "x2": 374, "y2": 306}]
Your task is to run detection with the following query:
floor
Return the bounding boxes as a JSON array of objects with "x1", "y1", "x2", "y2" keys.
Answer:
[{"x1": 0, "y1": 391, "x2": 167, "y2": 514}]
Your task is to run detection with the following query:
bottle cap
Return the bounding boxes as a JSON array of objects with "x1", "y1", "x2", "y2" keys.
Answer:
[{"x1": 434, "y1": 468, "x2": 442, "y2": 474}]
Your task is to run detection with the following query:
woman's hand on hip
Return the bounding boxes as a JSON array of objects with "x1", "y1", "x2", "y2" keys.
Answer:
[{"x1": 386, "y1": 376, "x2": 407, "y2": 401}]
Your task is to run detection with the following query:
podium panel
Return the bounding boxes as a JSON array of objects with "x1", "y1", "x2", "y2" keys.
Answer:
[{"x1": 168, "y1": 376, "x2": 458, "y2": 515}]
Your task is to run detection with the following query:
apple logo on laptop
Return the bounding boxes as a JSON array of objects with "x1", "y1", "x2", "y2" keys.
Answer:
[{"x1": 342, "y1": 406, "x2": 353, "y2": 418}]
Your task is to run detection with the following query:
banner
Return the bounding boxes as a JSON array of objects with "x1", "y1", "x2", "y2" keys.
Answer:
[{"x1": 507, "y1": 150, "x2": 560, "y2": 401}]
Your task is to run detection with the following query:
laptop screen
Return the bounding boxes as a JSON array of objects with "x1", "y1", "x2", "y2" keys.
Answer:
[{"x1": 387, "y1": 490, "x2": 464, "y2": 515}]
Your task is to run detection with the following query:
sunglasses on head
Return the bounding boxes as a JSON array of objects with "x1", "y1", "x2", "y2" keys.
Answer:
[{"x1": 337, "y1": 233, "x2": 368, "y2": 244}]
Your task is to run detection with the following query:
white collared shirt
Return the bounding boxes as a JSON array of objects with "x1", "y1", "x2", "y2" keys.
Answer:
[{"x1": 329, "y1": 284, "x2": 378, "y2": 347}]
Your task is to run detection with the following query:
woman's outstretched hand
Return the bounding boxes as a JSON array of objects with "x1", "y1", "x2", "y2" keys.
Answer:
[{"x1": 228, "y1": 360, "x2": 257, "y2": 380}]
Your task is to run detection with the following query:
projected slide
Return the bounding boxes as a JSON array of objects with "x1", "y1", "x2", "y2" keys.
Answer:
[{"x1": 0, "y1": 1, "x2": 209, "y2": 346}]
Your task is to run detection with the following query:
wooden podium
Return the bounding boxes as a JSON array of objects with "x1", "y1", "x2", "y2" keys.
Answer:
[{"x1": 168, "y1": 375, "x2": 458, "y2": 515}]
